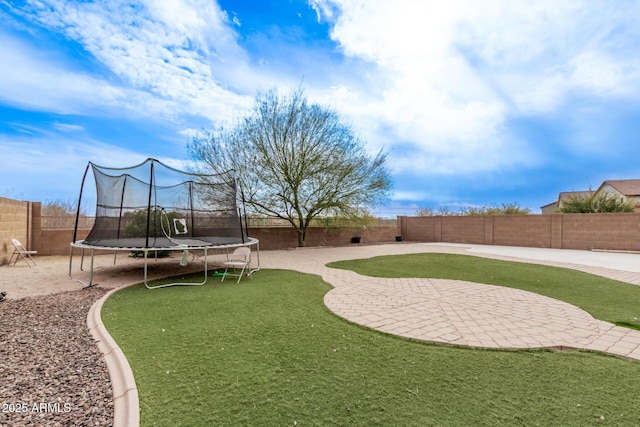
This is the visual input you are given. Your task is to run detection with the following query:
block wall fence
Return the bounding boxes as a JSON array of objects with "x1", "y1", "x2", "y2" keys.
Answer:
[
  {"x1": 3, "y1": 195, "x2": 640, "y2": 266},
  {"x1": 399, "y1": 214, "x2": 640, "y2": 251},
  {"x1": 0, "y1": 197, "x2": 41, "y2": 265}
]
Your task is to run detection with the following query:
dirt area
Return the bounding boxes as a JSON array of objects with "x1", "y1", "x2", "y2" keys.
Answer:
[{"x1": 0, "y1": 251, "x2": 226, "y2": 300}]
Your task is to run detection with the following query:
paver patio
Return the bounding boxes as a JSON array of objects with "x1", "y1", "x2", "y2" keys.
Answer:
[{"x1": 259, "y1": 243, "x2": 640, "y2": 360}]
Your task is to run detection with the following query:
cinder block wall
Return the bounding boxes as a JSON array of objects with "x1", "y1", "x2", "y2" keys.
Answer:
[
  {"x1": 38, "y1": 229, "x2": 90, "y2": 256},
  {"x1": 399, "y1": 213, "x2": 640, "y2": 251},
  {"x1": 33, "y1": 226, "x2": 398, "y2": 255},
  {"x1": 492, "y1": 215, "x2": 552, "y2": 248},
  {"x1": 0, "y1": 197, "x2": 41, "y2": 265},
  {"x1": 36, "y1": 213, "x2": 640, "y2": 253},
  {"x1": 248, "y1": 224, "x2": 400, "y2": 250},
  {"x1": 441, "y1": 216, "x2": 486, "y2": 244},
  {"x1": 560, "y1": 212, "x2": 640, "y2": 250}
]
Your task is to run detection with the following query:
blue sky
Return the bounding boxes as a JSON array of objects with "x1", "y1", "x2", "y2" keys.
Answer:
[{"x1": 2, "y1": 0, "x2": 640, "y2": 216}]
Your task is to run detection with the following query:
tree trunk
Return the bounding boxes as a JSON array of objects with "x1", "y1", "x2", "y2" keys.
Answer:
[{"x1": 297, "y1": 227, "x2": 307, "y2": 247}]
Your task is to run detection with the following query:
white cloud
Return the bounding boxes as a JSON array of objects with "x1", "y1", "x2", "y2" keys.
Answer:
[
  {"x1": 449, "y1": 1, "x2": 640, "y2": 111},
  {"x1": 309, "y1": 0, "x2": 338, "y2": 23},
  {"x1": 177, "y1": 128, "x2": 200, "y2": 138},
  {"x1": 0, "y1": 31, "x2": 204, "y2": 120},
  {"x1": 52, "y1": 123, "x2": 85, "y2": 132},
  {"x1": 0, "y1": 34, "x2": 113, "y2": 113},
  {"x1": 7, "y1": 0, "x2": 255, "y2": 124},
  {"x1": 568, "y1": 51, "x2": 640, "y2": 97},
  {"x1": 391, "y1": 190, "x2": 434, "y2": 202},
  {"x1": 0, "y1": 131, "x2": 150, "y2": 203},
  {"x1": 312, "y1": 0, "x2": 640, "y2": 176}
]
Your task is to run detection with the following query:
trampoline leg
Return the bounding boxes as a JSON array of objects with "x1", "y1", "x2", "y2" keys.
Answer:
[
  {"x1": 70, "y1": 248, "x2": 97, "y2": 288},
  {"x1": 68, "y1": 244, "x2": 75, "y2": 280},
  {"x1": 86, "y1": 251, "x2": 95, "y2": 287},
  {"x1": 144, "y1": 250, "x2": 149, "y2": 285},
  {"x1": 247, "y1": 240, "x2": 261, "y2": 277}
]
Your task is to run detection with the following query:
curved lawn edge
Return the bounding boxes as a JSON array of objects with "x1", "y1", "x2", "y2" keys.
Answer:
[{"x1": 87, "y1": 285, "x2": 140, "y2": 427}]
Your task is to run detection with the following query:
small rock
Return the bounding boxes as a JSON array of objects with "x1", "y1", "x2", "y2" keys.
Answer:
[{"x1": 0, "y1": 288, "x2": 114, "y2": 426}]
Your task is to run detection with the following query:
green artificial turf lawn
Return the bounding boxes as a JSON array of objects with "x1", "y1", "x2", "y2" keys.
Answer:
[
  {"x1": 328, "y1": 253, "x2": 640, "y2": 330},
  {"x1": 102, "y1": 269, "x2": 640, "y2": 426}
]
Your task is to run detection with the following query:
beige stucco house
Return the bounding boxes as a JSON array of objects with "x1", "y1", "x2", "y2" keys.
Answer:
[
  {"x1": 542, "y1": 179, "x2": 640, "y2": 213},
  {"x1": 541, "y1": 190, "x2": 593, "y2": 214},
  {"x1": 595, "y1": 180, "x2": 640, "y2": 211}
]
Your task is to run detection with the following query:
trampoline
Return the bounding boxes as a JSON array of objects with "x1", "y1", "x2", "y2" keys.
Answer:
[{"x1": 68, "y1": 158, "x2": 259, "y2": 289}]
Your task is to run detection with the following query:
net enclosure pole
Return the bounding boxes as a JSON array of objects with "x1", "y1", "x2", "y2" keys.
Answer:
[
  {"x1": 72, "y1": 162, "x2": 91, "y2": 244},
  {"x1": 145, "y1": 159, "x2": 155, "y2": 248},
  {"x1": 189, "y1": 180, "x2": 194, "y2": 236}
]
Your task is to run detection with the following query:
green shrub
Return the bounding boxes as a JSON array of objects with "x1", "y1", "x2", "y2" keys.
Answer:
[{"x1": 560, "y1": 192, "x2": 635, "y2": 213}]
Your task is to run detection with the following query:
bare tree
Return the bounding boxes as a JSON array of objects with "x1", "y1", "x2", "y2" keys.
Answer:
[
  {"x1": 42, "y1": 199, "x2": 83, "y2": 216},
  {"x1": 189, "y1": 87, "x2": 393, "y2": 246},
  {"x1": 416, "y1": 203, "x2": 530, "y2": 216}
]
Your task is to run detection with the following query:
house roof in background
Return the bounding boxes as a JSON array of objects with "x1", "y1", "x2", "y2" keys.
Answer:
[
  {"x1": 540, "y1": 190, "x2": 592, "y2": 210},
  {"x1": 599, "y1": 179, "x2": 640, "y2": 197},
  {"x1": 544, "y1": 179, "x2": 640, "y2": 210},
  {"x1": 540, "y1": 201, "x2": 558, "y2": 209},
  {"x1": 558, "y1": 191, "x2": 593, "y2": 202}
]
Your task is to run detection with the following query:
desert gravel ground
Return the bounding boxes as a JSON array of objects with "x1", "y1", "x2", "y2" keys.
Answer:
[{"x1": 0, "y1": 286, "x2": 113, "y2": 426}]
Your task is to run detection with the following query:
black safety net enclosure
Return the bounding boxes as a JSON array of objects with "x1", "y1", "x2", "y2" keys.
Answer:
[{"x1": 73, "y1": 158, "x2": 247, "y2": 249}]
